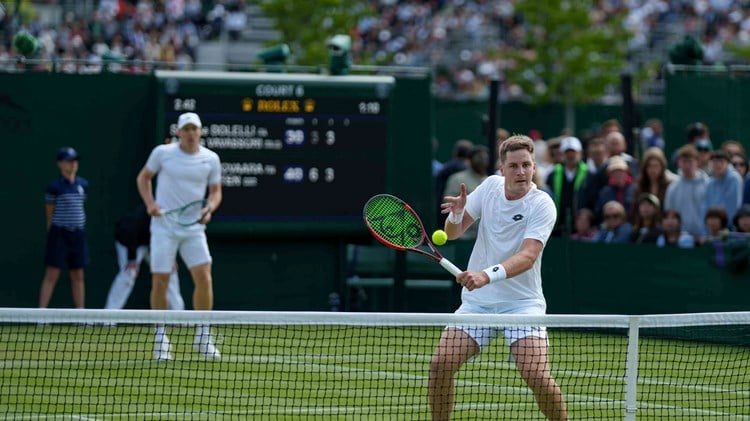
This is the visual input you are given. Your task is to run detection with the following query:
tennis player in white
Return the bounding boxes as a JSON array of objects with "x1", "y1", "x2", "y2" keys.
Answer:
[
  {"x1": 428, "y1": 135, "x2": 568, "y2": 420},
  {"x1": 136, "y1": 112, "x2": 222, "y2": 361}
]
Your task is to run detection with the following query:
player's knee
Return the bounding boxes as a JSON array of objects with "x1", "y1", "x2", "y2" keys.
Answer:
[
  {"x1": 429, "y1": 353, "x2": 460, "y2": 377},
  {"x1": 151, "y1": 276, "x2": 171, "y2": 292}
]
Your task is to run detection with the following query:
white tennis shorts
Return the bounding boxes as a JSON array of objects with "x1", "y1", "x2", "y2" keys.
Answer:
[
  {"x1": 149, "y1": 227, "x2": 211, "y2": 273},
  {"x1": 451, "y1": 301, "x2": 548, "y2": 350}
]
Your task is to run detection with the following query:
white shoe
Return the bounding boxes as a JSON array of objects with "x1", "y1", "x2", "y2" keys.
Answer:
[
  {"x1": 193, "y1": 334, "x2": 221, "y2": 360},
  {"x1": 154, "y1": 335, "x2": 172, "y2": 361}
]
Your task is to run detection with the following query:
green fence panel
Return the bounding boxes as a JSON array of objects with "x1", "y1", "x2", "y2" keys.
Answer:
[{"x1": 0, "y1": 72, "x2": 155, "y2": 308}]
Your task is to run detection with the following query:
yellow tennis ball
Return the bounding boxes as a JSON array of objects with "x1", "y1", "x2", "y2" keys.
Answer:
[{"x1": 432, "y1": 229, "x2": 448, "y2": 246}]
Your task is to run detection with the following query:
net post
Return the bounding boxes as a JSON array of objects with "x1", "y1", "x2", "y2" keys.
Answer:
[{"x1": 624, "y1": 315, "x2": 640, "y2": 421}]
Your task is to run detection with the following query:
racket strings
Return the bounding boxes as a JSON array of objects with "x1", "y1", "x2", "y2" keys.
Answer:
[
  {"x1": 364, "y1": 195, "x2": 423, "y2": 248},
  {"x1": 162, "y1": 200, "x2": 205, "y2": 226},
  {"x1": 178, "y1": 203, "x2": 204, "y2": 225}
]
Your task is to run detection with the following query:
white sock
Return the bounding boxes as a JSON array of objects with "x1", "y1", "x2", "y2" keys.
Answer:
[
  {"x1": 155, "y1": 325, "x2": 168, "y2": 342},
  {"x1": 196, "y1": 324, "x2": 211, "y2": 339}
]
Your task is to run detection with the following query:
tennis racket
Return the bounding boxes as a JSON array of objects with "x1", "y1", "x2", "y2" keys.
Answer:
[
  {"x1": 159, "y1": 199, "x2": 210, "y2": 226},
  {"x1": 363, "y1": 194, "x2": 462, "y2": 276}
]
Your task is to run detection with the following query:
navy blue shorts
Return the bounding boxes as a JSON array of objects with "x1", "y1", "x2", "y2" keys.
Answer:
[{"x1": 45, "y1": 225, "x2": 89, "y2": 269}]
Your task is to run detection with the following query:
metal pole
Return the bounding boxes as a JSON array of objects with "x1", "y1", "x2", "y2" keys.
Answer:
[{"x1": 487, "y1": 79, "x2": 500, "y2": 173}]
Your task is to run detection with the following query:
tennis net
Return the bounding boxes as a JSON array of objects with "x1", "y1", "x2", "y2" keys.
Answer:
[{"x1": 0, "y1": 309, "x2": 748, "y2": 420}]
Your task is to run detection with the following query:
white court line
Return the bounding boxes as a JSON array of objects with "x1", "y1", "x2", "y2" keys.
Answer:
[
  {"x1": 2, "y1": 352, "x2": 747, "y2": 398},
  {"x1": 1, "y1": 354, "x2": 748, "y2": 419}
]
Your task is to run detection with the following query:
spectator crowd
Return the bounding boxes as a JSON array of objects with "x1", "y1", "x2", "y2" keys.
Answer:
[
  {"x1": 3, "y1": 1, "x2": 750, "y2": 97},
  {"x1": 353, "y1": 0, "x2": 750, "y2": 99},
  {"x1": 436, "y1": 118, "x2": 750, "y2": 259},
  {"x1": 0, "y1": 0, "x2": 248, "y2": 73}
]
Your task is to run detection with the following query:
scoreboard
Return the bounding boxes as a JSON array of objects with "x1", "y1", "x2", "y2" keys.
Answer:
[{"x1": 155, "y1": 71, "x2": 395, "y2": 235}]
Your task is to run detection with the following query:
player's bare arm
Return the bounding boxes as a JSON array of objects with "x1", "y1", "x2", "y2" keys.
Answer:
[
  {"x1": 442, "y1": 183, "x2": 475, "y2": 239},
  {"x1": 136, "y1": 166, "x2": 160, "y2": 216},
  {"x1": 45, "y1": 203, "x2": 55, "y2": 230},
  {"x1": 200, "y1": 183, "x2": 223, "y2": 224},
  {"x1": 457, "y1": 238, "x2": 544, "y2": 291}
]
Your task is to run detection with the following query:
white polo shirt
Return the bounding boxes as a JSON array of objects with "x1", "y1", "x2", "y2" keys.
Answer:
[
  {"x1": 146, "y1": 142, "x2": 221, "y2": 232},
  {"x1": 463, "y1": 175, "x2": 556, "y2": 307}
]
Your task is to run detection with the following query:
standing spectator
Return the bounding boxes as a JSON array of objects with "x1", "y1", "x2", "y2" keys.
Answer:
[
  {"x1": 629, "y1": 193, "x2": 663, "y2": 244},
  {"x1": 495, "y1": 127, "x2": 511, "y2": 168},
  {"x1": 671, "y1": 122, "x2": 709, "y2": 167},
  {"x1": 435, "y1": 139, "x2": 473, "y2": 225},
  {"x1": 605, "y1": 131, "x2": 638, "y2": 175},
  {"x1": 640, "y1": 118, "x2": 665, "y2": 150},
  {"x1": 443, "y1": 145, "x2": 490, "y2": 239},
  {"x1": 104, "y1": 204, "x2": 185, "y2": 310},
  {"x1": 600, "y1": 119, "x2": 622, "y2": 136},
  {"x1": 703, "y1": 150, "x2": 743, "y2": 231},
  {"x1": 721, "y1": 140, "x2": 746, "y2": 160},
  {"x1": 656, "y1": 209, "x2": 695, "y2": 248},
  {"x1": 632, "y1": 147, "x2": 674, "y2": 217},
  {"x1": 136, "y1": 112, "x2": 223, "y2": 361},
  {"x1": 429, "y1": 135, "x2": 568, "y2": 421},
  {"x1": 730, "y1": 154, "x2": 748, "y2": 180},
  {"x1": 585, "y1": 136, "x2": 610, "y2": 176},
  {"x1": 38, "y1": 147, "x2": 89, "y2": 308},
  {"x1": 545, "y1": 136, "x2": 588, "y2": 235},
  {"x1": 570, "y1": 208, "x2": 599, "y2": 242},
  {"x1": 546, "y1": 136, "x2": 564, "y2": 167},
  {"x1": 665, "y1": 145, "x2": 709, "y2": 243},
  {"x1": 581, "y1": 136, "x2": 611, "y2": 215},
  {"x1": 594, "y1": 157, "x2": 635, "y2": 223},
  {"x1": 596, "y1": 201, "x2": 633, "y2": 243},
  {"x1": 695, "y1": 139, "x2": 714, "y2": 175}
]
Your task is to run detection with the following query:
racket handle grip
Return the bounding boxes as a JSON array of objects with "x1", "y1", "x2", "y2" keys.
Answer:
[{"x1": 439, "y1": 258, "x2": 462, "y2": 277}]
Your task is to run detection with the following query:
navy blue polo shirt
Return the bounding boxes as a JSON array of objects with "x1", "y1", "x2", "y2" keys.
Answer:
[{"x1": 46, "y1": 175, "x2": 88, "y2": 229}]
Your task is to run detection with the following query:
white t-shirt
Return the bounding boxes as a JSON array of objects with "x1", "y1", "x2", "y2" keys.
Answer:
[
  {"x1": 146, "y1": 142, "x2": 221, "y2": 232},
  {"x1": 463, "y1": 175, "x2": 556, "y2": 307}
]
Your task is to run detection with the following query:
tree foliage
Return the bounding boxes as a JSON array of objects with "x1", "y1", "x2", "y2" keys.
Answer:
[
  {"x1": 258, "y1": 0, "x2": 374, "y2": 66},
  {"x1": 724, "y1": 42, "x2": 750, "y2": 64},
  {"x1": 503, "y1": 0, "x2": 632, "y2": 105}
]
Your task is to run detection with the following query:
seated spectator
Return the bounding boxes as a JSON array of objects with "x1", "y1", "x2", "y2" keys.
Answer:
[
  {"x1": 594, "y1": 156, "x2": 635, "y2": 223},
  {"x1": 629, "y1": 193, "x2": 663, "y2": 244},
  {"x1": 656, "y1": 209, "x2": 695, "y2": 248},
  {"x1": 596, "y1": 201, "x2": 633, "y2": 244},
  {"x1": 706, "y1": 206, "x2": 750, "y2": 272},
  {"x1": 704, "y1": 206, "x2": 730, "y2": 241},
  {"x1": 570, "y1": 208, "x2": 598, "y2": 242},
  {"x1": 733, "y1": 204, "x2": 750, "y2": 234}
]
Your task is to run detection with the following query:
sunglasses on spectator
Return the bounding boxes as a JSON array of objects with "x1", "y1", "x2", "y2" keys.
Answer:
[
  {"x1": 732, "y1": 161, "x2": 746, "y2": 167},
  {"x1": 604, "y1": 214, "x2": 622, "y2": 219}
]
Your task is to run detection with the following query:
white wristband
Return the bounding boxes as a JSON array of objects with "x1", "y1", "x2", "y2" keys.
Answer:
[
  {"x1": 483, "y1": 264, "x2": 507, "y2": 284},
  {"x1": 448, "y1": 211, "x2": 464, "y2": 224}
]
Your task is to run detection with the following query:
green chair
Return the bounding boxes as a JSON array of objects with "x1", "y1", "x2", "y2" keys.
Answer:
[
  {"x1": 345, "y1": 244, "x2": 395, "y2": 312},
  {"x1": 403, "y1": 244, "x2": 459, "y2": 312}
]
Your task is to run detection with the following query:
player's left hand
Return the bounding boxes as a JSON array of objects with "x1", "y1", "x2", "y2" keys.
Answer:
[
  {"x1": 200, "y1": 207, "x2": 212, "y2": 224},
  {"x1": 456, "y1": 271, "x2": 490, "y2": 291}
]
